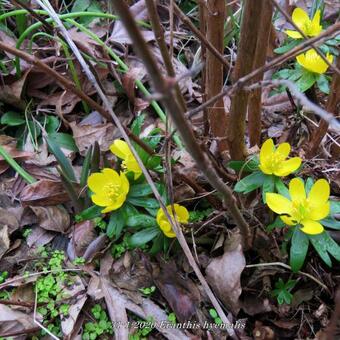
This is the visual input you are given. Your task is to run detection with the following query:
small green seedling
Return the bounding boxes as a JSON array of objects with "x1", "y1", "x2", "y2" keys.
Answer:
[
  {"x1": 139, "y1": 286, "x2": 156, "y2": 296},
  {"x1": 83, "y1": 304, "x2": 113, "y2": 340},
  {"x1": 209, "y1": 308, "x2": 222, "y2": 325},
  {"x1": 272, "y1": 278, "x2": 297, "y2": 305}
]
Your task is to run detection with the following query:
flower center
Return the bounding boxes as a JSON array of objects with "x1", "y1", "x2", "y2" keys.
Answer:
[
  {"x1": 104, "y1": 183, "x2": 120, "y2": 199},
  {"x1": 291, "y1": 199, "x2": 311, "y2": 223},
  {"x1": 265, "y1": 153, "x2": 284, "y2": 173}
]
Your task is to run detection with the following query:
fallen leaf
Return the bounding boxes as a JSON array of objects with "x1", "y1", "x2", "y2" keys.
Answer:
[
  {"x1": 30, "y1": 205, "x2": 70, "y2": 233},
  {"x1": 206, "y1": 232, "x2": 246, "y2": 315},
  {"x1": 67, "y1": 220, "x2": 96, "y2": 260},
  {"x1": 61, "y1": 276, "x2": 87, "y2": 338},
  {"x1": 69, "y1": 121, "x2": 117, "y2": 156},
  {"x1": 110, "y1": 0, "x2": 155, "y2": 44},
  {"x1": 26, "y1": 226, "x2": 56, "y2": 248},
  {"x1": 20, "y1": 180, "x2": 69, "y2": 206},
  {"x1": 0, "y1": 304, "x2": 36, "y2": 334},
  {"x1": 0, "y1": 225, "x2": 10, "y2": 260}
]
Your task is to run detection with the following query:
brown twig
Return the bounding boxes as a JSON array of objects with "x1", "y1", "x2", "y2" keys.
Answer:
[
  {"x1": 308, "y1": 56, "x2": 340, "y2": 157},
  {"x1": 248, "y1": 1, "x2": 274, "y2": 146},
  {"x1": 205, "y1": 0, "x2": 228, "y2": 153},
  {"x1": 270, "y1": 0, "x2": 340, "y2": 76},
  {"x1": 145, "y1": 0, "x2": 186, "y2": 112},
  {"x1": 228, "y1": 0, "x2": 265, "y2": 160},
  {"x1": 173, "y1": 2, "x2": 230, "y2": 69}
]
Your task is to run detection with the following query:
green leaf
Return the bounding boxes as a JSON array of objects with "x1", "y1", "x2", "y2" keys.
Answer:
[
  {"x1": 129, "y1": 227, "x2": 160, "y2": 247},
  {"x1": 320, "y1": 217, "x2": 340, "y2": 230},
  {"x1": 262, "y1": 175, "x2": 275, "y2": 203},
  {"x1": 1, "y1": 111, "x2": 25, "y2": 126},
  {"x1": 45, "y1": 116, "x2": 59, "y2": 134},
  {"x1": 296, "y1": 71, "x2": 316, "y2": 92},
  {"x1": 107, "y1": 208, "x2": 126, "y2": 239},
  {"x1": 127, "y1": 197, "x2": 160, "y2": 209},
  {"x1": 131, "y1": 114, "x2": 145, "y2": 136},
  {"x1": 46, "y1": 135, "x2": 76, "y2": 182},
  {"x1": 126, "y1": 214, "x2": 157, "y2": 228},
  {"x1": 76, "y1": 205, "x2": 102, "y2": 222},
  {"x1": 144, "y1": 128, "x2": 162, "y2": 149},
  {"x1": 290, "y1": 227, "x2": 309, "y2": 272},
  {"x1": 80, "y1": 145, "x2": 93, "y2": 187},
  {"x1": 330, "y1": 201, "x2": 340, "y2": 215},
  {"x1": 274, "y1": 40, "x2": 300, "y2": 54},
  {"x1": 48, "y1": 132, "x2": 78, "y2": 152},
  {"x1": 128, "y1": 183, "x2": 154, "y2": 198},
  {"x1": 150, "y1": 233, "x2": 165, "y2": 254},
  {"x1": 146, "y1": 155, "x2": 162, "y2": 170},
  {"x1": 72, "y1": 0, "x2": 91, "y2": 12},
  {"x1": 234, "y1": 171, "x2": 267, "y2": 194},
  {"x1": 227, "y1": 158, "x2": 259, "y2": 172},
  {"x1": 275, "y1": 178, "x2": 290, "y2": 198},
  {"x1": 316, "y1": 74, "x2": 330, "y2": 94},
  {"x1": 309, "y1": 232, "x2": 332, "y2": 267},
  {"x1": 305, "y1": 177, "x2": 314, "y2": 195},
  {"x1": 318, "y1": 231, "x2": 340, "y2": 262}
]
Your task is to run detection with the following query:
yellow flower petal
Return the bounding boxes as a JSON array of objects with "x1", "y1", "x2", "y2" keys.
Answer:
[
  {"x1": 260, "y1": 139, "x2": 274, "y2": 162},
  {"x1": 102, "y1": 168, "x2": 121, "y2": 183},
  {"x1": 110, "y1": 140, "x2": 131, "y2": 160},
  {"x1": 274, "y1": 157, "x2": 301, "y2": 177},
  {"x1": 164, "y1": 229, "x2": 176, "y2": 238},
  {"x1": 292, "y1": 8, "x2": 310, "y2": 34},
  {"x1": 275, "y1": 142, "x2": 291, "y2": 160},
  {"x1": 88, "y1": 173, "x2": 106, "y2": 194},
  {"x1": 309, "y1": 202, "x2": 330, "y2": 220},
  {"x1": 119, "y1": 172, "x2": 130, "y2": 195},
  {"x1": 300, "y1": 219, "x2": 324, "y2": 235},
  {"x1": 91, "y1": 194, "x2": 114, "y2": 207},
  {"x1": 308, "y1": 179, "x2": 330, "y2": 206},
  {"x1": 280, "y1": 215, "x2": 296, "y2": 226},
  {"x1": 310, "y1": 9, "x2": 322, "y2": 36},
  {"x1": 266, "y1": 193, "x2": 293, "y2": 215},
  {"x1": 289, "y1": 178, "x2": 306, "y2": 202},
  {"x1": 297, "y1": 49, "x2": 333, "y2": 74},
  {"x1": 173, "y1": 204, "x2": 190, "y2": 223},
  {"x1": 285, "y1": 29, "x2": 303, "y2": 39}
]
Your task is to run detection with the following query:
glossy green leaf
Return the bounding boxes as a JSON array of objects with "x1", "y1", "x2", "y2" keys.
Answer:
[
  {"x1": 227, "y1": 157, "x2": 259, "y2": 172},
  {"x1": 309, "y1": 232, "x2": 332, "y2": 267},
  {"x1": 275, "y1": 178, "x2": 290, "y2": 198},
  {"x1": 262, "y1": 175, "x2": 275, "y2": 203},
  {"x1": 234, "y1": 171, "x2": 266, "y2": 194},
  {"x1": 1, "y1": 111, "x2": 25, "y2": 126},
  {"x1": 127, "y1": 197, "x2": 159, "y2": 209},
  {"x1": 126, "y1": 214, "x2": 157, "y2": 228},
  {"x1": 290, "y1": 227, "x2": 309, "y2": 272},
  {"x1": 296, "y1": 71, "x2": 316, "y2": 92},
  {"x1": 107, "y1": 208, "x2": 126, "y2": 239},
  {"x1": 128, "y1": 183, "x2": 154, "y2": 198},
  {"x1": 48, "y1": 132, "x2": 78, "y2": 152},
  {"x1": 75, "y1": 205, "x2": 102, "y2": 222},
  {"x1": 46, "y1": 135, "x2": 76, "y2": 182},
  {"x1": 129, "y1": 227, "x2": 160, "y2": 247}
]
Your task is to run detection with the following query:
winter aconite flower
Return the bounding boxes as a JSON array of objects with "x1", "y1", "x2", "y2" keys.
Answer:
[
  {"x1": 156, "y1": 204, "x2": 189, "y2": 238},
  {"x1": 87, "y1": 168, "x2": 129, "y2": 213},
  {"x1": 266, "y1": 178, "x2": 330, "y2": 235},
  {"x1": 286, "y1": 8, "x2": 322, "y2": 39},
  {"x1": 259, "y1": 139, "x2": 301, "y2": 177},
  {"x1": 110, "y1": 139, "x2": 142, "y2": 179},
  {"x1": 296, "y1": 49, "x2": 334, "y2": 74}
]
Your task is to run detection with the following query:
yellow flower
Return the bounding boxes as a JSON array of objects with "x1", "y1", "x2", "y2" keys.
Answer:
[
  {"x1": 110, "y1": 140, "x2": 142, "y2": 179},
  {"x1": 286, "y1": 8, "x2": 322, "y2": 39},
  {"x1": 259, "y1": 139, "x2": 301, "y2": 177},
  {"x1": 156, "y1": 204, "x2": 189, "y2": 238},
  {"x1": 87, "y1": 168, "x2": 129, "y2": 213},
  {"x1": 266, "y1": 178, "x2": 330, "y2": 235},
  {"x1": 296, "y1": 49, "x2": 334, "y2": 74}
]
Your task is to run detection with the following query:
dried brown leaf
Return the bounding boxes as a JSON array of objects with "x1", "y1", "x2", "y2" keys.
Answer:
[
  {"x1": 30, "y1": 205, "x2": 70, "y2": 233},
  {"x1": 26, "y1": 226, "x2": 55, "y2": 248},
  {"x1": 20, "y1": 180, "x2": 69, "y2": 206},
  {"x1": 206, "y1": 232, "x2": 245, "y2": 315}
]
